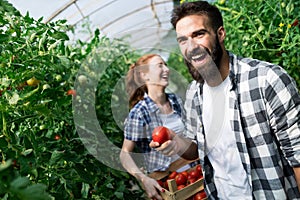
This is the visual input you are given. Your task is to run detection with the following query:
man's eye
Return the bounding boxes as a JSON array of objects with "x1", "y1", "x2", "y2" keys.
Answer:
[
  {"x1": 178, "y1": 38, "x2": 187, "y2": 44},
  {"x1": 193, "y1": 31, "x2": 204, "y2": 38}
]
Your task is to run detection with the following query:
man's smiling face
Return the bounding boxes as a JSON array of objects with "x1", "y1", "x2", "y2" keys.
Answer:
[{"x1": 176, "y1": 14, "x2": 223, "y2": 81}]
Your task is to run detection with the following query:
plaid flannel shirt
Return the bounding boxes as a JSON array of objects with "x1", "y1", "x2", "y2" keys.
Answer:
[
  {"x1": 124, "y1": 93, "x2": 184, "y2": 173},
  {"x1": 183, "y1": 52, "x2": 300, "y2": 199}
]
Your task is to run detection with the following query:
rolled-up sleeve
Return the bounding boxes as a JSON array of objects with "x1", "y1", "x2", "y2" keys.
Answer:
[{"x1": 265, "y1": 66, "x2": 300, "y2": 167}]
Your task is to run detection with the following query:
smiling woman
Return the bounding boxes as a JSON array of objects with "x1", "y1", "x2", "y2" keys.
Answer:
[{"x1": 119, "y1": 53, "x2": 195, "y2": 200}]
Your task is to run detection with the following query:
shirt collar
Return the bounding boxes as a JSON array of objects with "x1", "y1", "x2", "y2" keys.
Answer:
[
  {"x1": 228, "y1": 52, "x2": 238, "y2": 91},
  {"x1": 143, "y1": 93, "x2": 181, "y2": 115}
]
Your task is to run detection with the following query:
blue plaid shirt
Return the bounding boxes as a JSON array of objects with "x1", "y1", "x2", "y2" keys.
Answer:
[
  {"x1": 124, "y1": 93, "x2": 184, "y2": 173},
  {"x1": 183, "y1": 52, "x2": 300, "y2": 199}
]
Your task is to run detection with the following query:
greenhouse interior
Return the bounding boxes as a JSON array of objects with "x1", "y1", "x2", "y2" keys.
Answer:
[{"x1": 0, "y1": 0, "x2": 299, "y2": 199}]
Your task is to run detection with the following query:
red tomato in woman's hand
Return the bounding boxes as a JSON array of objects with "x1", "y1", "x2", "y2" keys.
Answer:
[{"x1": 152, "y1": 126, "x2": 171, "y2": 145}]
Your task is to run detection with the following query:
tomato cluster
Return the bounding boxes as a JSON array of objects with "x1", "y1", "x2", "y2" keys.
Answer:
[{"x1": 157, "y1": 164, "x2": 206, "y2": 199}]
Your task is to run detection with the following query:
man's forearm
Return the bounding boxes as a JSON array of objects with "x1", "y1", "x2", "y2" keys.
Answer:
[
  {"x1": 293, "y1": 167, "x2": 300, "y2": 192},
  {"x1": 175, "y1": 135, "x2": 199, "y2": 160}
]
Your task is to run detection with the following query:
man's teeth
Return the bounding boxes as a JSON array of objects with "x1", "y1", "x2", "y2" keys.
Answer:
[{"x1": 192, "y1": 54, "x2": 204, "y2": 60}]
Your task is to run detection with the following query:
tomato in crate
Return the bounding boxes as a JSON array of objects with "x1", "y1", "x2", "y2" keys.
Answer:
[{"x1": 149, "y1": 159, "x2": 205, "y2": 200}]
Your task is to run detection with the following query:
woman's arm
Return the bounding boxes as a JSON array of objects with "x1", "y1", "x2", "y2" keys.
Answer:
[{"x1": 120, "y1": 139, "x2": 165, "y2": 200}]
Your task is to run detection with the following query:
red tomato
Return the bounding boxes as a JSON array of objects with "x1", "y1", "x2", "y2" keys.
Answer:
[
  {"x1": 157, "y1": 180, "x2": 164, "y2": 187},
  {"x1": 152, "y1": 126, "x2": 171, "y2": 145},
  {"x1": 67, "y1": 89, "x2": 76, "y2": 96},
  {"x1": 175, "y1": 173, "x2": 187, "y2": 186},
  {"x1": 187, "y1": 177, "x2": 197, "y2": 185},
  {"x1": 54, "y1": 135, "x2": 61, "y2": 140},
  {"x1": 196, "y1": 165, "x2": 202, "y2": 174},
  {"x1": 189, "y1": 169, "x2": 201, "y2": 179},
  {"x1": 292, "y1": 19, "x2": 299, "y2": 27},
  {"x1": 193, "y1": 191, "x2": 207, "y2": 200},
  {"x1": 168, "y1": 171, "x2": 178, "y2": 179},
  {"x1": 163, "y1": 181, "x2": 169, "y2": 190},
  {"x1": 181, "y1": 171, "x2": 188, "y2": 178},
  {"x1": 177, "y1": 184, "x2": 185, "y2": 190}
]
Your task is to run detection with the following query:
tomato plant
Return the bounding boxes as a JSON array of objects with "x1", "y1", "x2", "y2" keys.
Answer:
[{"x1": 0, "y1": 1, "x2": 144, "y2": 199}]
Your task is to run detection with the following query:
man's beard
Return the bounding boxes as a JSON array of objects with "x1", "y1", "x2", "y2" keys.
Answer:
[{"x1": 184, "y1": 37, "x2": 223, "y2": 83}]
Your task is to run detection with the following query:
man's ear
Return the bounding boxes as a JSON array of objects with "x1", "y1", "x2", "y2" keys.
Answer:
[{"x1": 217, "y1": 26, "x2": 226, "y2": 43}]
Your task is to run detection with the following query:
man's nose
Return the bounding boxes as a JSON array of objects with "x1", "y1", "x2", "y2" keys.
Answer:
[{"x1": 186, "y1": 37, "x2": 197, "y2": 49}]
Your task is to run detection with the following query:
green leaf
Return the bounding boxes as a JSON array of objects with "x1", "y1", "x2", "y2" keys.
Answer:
[
  {"x1": 0, "y1": 34, "x2": 10, "y2": 43},
  {"x1": 50, "y1": 31, "x2": 69, "y2": 40},
  {"x1": 81, "y1": 182, "x2": 90, "y2": 198},
  {"x1": 114, "y1": 191, "x2": 124, "y2": 199},
  {"x1": 49, "y1": 150, "x2": 64, "y2": 165},
  {"x1": 0, "y1": 160, "x2": 12, "y2": 172},
  {"x1": 11, "y1": 181, "x2": 53, "y2": 200},
  {"x1": 21, "y1": 148, "x2": 33, "y2": 156},
  {"x1": 58, "y1": 56, "x2": 70, "y2": 67},
  {"x1": 10, "y1": 177, "x2": 30, "y2": 190}
]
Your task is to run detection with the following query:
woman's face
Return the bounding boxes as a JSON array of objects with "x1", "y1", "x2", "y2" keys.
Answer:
[{"x1": 144, "y1": 56, "x2": 169, "y2": 88}]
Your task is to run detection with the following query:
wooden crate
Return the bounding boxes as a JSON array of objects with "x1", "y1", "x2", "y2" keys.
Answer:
[
  {"x1": 149, "y1": 158, "x2": 207, "y2": 200},
  {"x1": 160, "y1": 177, "x2": 204, "y2": 200}
]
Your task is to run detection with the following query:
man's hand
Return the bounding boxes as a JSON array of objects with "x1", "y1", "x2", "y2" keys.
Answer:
[
  {"x1": 150, "y1": 134, "x2": 199, "y2": 161},
  {"x1": 150, "y1": 140, "x2": 179, "y2": 157}
]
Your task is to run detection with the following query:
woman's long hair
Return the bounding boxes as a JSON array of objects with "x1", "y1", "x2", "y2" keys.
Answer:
[{"x1": 126, "y1": 54, "x2": 158, "y2": 109}]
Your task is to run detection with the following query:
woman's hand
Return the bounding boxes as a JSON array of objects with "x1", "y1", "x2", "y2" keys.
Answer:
[{"x1": 140, "y1": 175, "x2": 165, "y2": 200}]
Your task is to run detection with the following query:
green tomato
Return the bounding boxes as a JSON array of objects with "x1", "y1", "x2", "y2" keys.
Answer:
[
  {"x1": 39, "y1": 125, "x2": 46, "y2": 130},
  {"x1": 78, "y1": 75, "x2": 87, "y2": 85},
  {"x1": 55, "y1": 75, "x2": 62, "y2": 81},
  {"x1": 42, "y1": 84, "x2": 50, "y2": 90}
]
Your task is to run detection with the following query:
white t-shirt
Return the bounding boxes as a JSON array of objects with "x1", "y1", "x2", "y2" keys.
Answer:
[{"x1": 202, "y1": 76, "x2": 251, "y2": 199}]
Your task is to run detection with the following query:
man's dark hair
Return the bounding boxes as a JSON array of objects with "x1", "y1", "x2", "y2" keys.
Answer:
[{"x1": 171, "y1": 1, "x2": 223, "y2": 32}]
